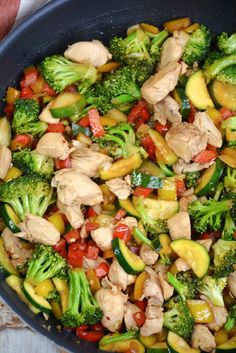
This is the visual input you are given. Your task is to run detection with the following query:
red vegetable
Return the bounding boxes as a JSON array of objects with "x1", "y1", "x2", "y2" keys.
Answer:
[
  {"x1": 86, "y1": 207, "x2": 98, "y2": 218},
  {"x1": 42, "y1": 82, "x2": 56, "y2": 96},
  {"x1": 199, "y1": 231, "x2": 220, "y2": 240},
  {"x1": 53, "y1": 238, "x2": 67, "y2": 253},
  {"x1": 220, "y1": 107, "x2": 233, "y2": 120},
  {"x1": 128, "y1": 99, "x2": 150, "y2": 128},
  {"x1": 134, "y1": 300, "x2": 147, "y2": 312},
  {"x1": 86, "y1": 241, "x2": 100, "y2": 260},
  {"x1": 140, "y1": 135, "x2": 156, "y2": 161},
  {"x1": 114, "y1": 208, "x2": 127, "y2": 221},
  {"x1": 47, "y1": 123, "x2": 65, "y2": 133},
  {"x1": 20, "y1": 87, "x2": 35, "y2": 99},
  {"x1": 20, "y1": 66, "x2": 39, "y2": 88},
  {"x1": 188, "y1": 101, "x2": 197, "y2": 123},
  {"x1": 75, "y1": 325, "x2": 104, "y2": 342},
  {"x1": 64, "y1": 229, "x2": 81, "y2": 244},
  {"x1": 3, "y1": 103, "x2": 14, "y2": 117},
  {"x1": 133, "y1": 311, "x2": 146, "y2": 327},
  {"x1": 85, "y1": 221, "x2": 100, "y2": 233},
  {"x1": 176, "y1": 179, "x2": 186, "y2": 196},
  {"x1": 11, "y1": 134, "x2": 34, "y2": 150},
  {"x1": 113, "y1": 223, "x2": 131, "y2": 243},
  {"x1": 54, "y1": 157, "x2": 71, "y2": 170},
  {"x1": 95, "y1": 262, "x2": 109, "y2": 278},
  {"x1": 78, "y1": 116, "x2": 90, "y2": 127},
  {"x1": 67, "y1": 246, "x2": 85, "y2": 267},
  {"x1": 133, "y1": 187, "x2": 153, "y2": 197},
  {"x1": 192, "y1": 149, "x2": 217, "y2": 163},
  {"x1": 88, "y1": 108, "x2": 105, "y2": 137},
  {"x1": 154, "y1": 121, "x2": 171, "y2": 135}
]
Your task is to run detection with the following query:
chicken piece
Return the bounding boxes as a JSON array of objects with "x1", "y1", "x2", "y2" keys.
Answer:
[
  {"x1": 154, "y1": 263, "x2": 174, "y2": 300},
  {"x1": 124, "y1": 302, "x2": 140, "y2": 331},
  {"x1": 228, "y1": 271, "x2": 236, "y2": 297},
  {"x1": 165, "y1": 122, "x2": 208, "y2": 162},
  {"x1": 105, "y1": 178, "x2": 132, "y2": 200},
  {"x1": 160, "y1": 31, "x2": 189, "y2": 67},
  {"x1": 91, "y1": 227, "x2": 113, "y2": 251},
  {"x1": 57, "y1": 199, "x2": 84, "y2": 229},
  {"x1": 52, "y1": 169, "x2": 103, "y2": 206},
  {"x1": 141, "y1": 62, "x2": 182, "y2": 104},
  {"x1": 191, "y1": 324, "x2": 216, "y2": 352},
  {"x1": 1, "y1": 227, "x2": 33, "y2": 268},
  {"x1": 175, "y1": 258, "x2": 191, "y2": 272},
  {"x1": 0, "y1": 145, "x2": 12, "y2": 180},
  {"x1": 140, "y1": 302, "x2": 163, "y2": 336},
  {"x1": 167, "y1": 211, "x2": 191, "y2": 240},
  {"x1": 139, "y1": 244, "x2": 159, "y2": 265},
  {"x1": 15, "y1": 214, "x2": 60, "y2": 245},
  {"x1": 173, "y1": 158, "x2": 214, "y2": 174},
  {"x1": 193, "y1": 111, "x2": 222, "y2": 148},
  {"x1": 207, "y1": 304, "x2": 228, "y2": 331},
  {"x1": 118, "y1": 217, "x2": 138, "y2": 231},
  {"x1": 39, "y1": 101, "x2": 60, "y2": 124},
  {"x1": 152, "y1": 95, "x2": 182, "y2": 125},
  {"x1": 36, "y1": 132, "x2": 72, "y2": 160},
  {"x1": 64, "y1": 40, "x2": 112, "y2": 67},
  {"x1": 197, "y1": 239, "x2": 213, "y2": 252},
  {"x1": 70, "y1": 142, "x2": 112, "y2": 178},
  {"x1": 143, "y1": 267, "x2": 164, "y2": 305},
  {"x1": 108, "y1": 258, "x2": 136, "y2": 291},
  {"x1": 83, "y1": 256, "x2": 107, "y2": 270},
  {"x1": 95, "y1": 287, "x2": 127, "y2": 332},
  {"x1": 179, "y1": 195, "x2": 198, "y2": 212}
]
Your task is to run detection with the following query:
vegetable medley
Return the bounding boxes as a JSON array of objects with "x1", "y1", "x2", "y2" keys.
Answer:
[{"x1": 1, "y1": 16, "x2": 236, "y2": 353}]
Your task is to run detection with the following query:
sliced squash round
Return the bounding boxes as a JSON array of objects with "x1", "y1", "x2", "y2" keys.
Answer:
[
  {"x1": 209, "y1": 80, "x2": 236, "y2": 111},
  {"x1": 147, "y1": 342, "x2": 169, "y2": 353},
  {"x1": 0, "y1": 237, "x2": 19, "y2": 276},
  {"x1": 216, "y1": 335, "x2": 236, "y2": 353},
  {"x1": 195, "y1": 159, "x2": 224, "y2": 196},
  {"x1": 0, "y1": 204, "x2": 20, "y2": 233},
  {"x1": 167, "y1": 331, "x2": 200, "y2": 353},
  {"x1": 50, "y1": 92, "x2": 87, "y2": 118},
  {"x1": 22, "y1": 281, "x2": 52, "y2": 315}
]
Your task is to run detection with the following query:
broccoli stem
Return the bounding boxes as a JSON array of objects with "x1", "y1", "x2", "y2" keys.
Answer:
[
  {"x1": 205, "y1": 54, "x2": 236, "y2": 80},
  {"x1": 133, "y1": 227, "x2": 153, "y2": 248},
  {"x1": 100, "y1": 331, "x2": 138, "y2": 346},
  {"x1": 167, "y1": 272, "x2": 186, "y2": 301}
]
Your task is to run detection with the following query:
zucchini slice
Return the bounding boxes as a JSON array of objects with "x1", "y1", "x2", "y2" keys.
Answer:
[
  {"x1": 170, "y1": 239, "x2": 210, "y2": 278},
  {"x1": 195, "y1": 159, "x2": 224, "y2": 196},
  {"x1": 131, "y1": 171, "x2": 163, "y2": 189},
  {"x1": 50, "y1": 92, "x2": 87, "y2": 118},
  {"x1": 173, "y1": 87, "x2": 191, "y2": 120},
  {"x1": 209, "y1": 80, "x2": 236, "y2": 111},
  {"x1": 167, "y1": 332, "x2": 200, "y2": 353},
  {"x1": 216, "y1": 335, "x2": 236, "y2": 353},
  {"x1": 138, "y1": 160, "x2": 165, "y2": 178},
  {"x1": 0, "y1": 237, "x2": 19, "y2": 276},
  {"x1": 22, "y1": 281, "x2": 52, "y2": 315},
  {"x1": 147, "y1": 342, "x2": 169, "y2": 353},
  {"x1": 185, "y1": 70, "x2": 214, "y2": 110},
  {"x1": 52, "y1": 277, "x2": 69, "y2": 314},
  {"x1": 112, "y1": 238, "x2": 145, "y2": 275},
  {"x1": 0, "y1": 204, "x2": 20, "y2": 233},
  {"x1": 118, "y1": 198, "x2": 140, "y2": 217},
  {"x1": 0, "y1": 116, "x2": 11, "y2": 147},
  {"x1": 99, "y1": 336, "x2": 145, "y2": 353}
]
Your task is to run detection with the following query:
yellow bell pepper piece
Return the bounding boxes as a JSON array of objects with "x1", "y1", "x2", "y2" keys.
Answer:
[
  {"x1": 103, "y1": 108, "x2": 127, "y2": 123},
  {"x1": 97, "y1": 61, "x2": 120, "y2": 73},
  {"x1": 158, "y1": 179, "x2": 177, "y2": 201},
  {"x1": 134, "y1": 271, "x2": 148, "y2": 300},
  {"x1": 187, "y1": 300, "x2": 214, "y2": 323},
  {"x1": 6, "y1": 87, "x2": 20, "y2": 105},
  {"x1": 140, "y1": 23, "x2": 159, "y2": 34},
  {"x1": 206, "y1": 107, "x2": 222, "y2": 127},
  {"x1": 4, "y1": 166, "x2": 22, "y2": 181},
  {"x1": 226, "y1": 129, "x2": 236, "y2": 141},
  {"x1": 103, "y1": 249, "x2": 114, "y2": 259},
  {"x1": 159, "y1": 234, "x2": 174, "y2": 258},
  {"x1": 100, "y1": 116, "x2": 118, "y2": 126},
  {"x1": 183, "y1": 23, "x2": 200, "y2": 33},
  {"x1": 34, "y1": 279, "x2": 55, "y2": 298},
  {"x1": 155, "y1": 328, "x2": 168, "y2": 342},
  {"x1": 52, "y1": 278, "x2": 69, "y2": 314},
  {"x1": 100, "y1": 184, "x2": 116, "y2": 204},
  {"x1": 148, "y1": 129, "x2": 178, "y2": 165},
  {"x1": 47, "y1": 213, "x2": 65, "y2": 235},
  {"x1": 86, "y1": 269, "x2": 101, "y2": 295},
  {"x1": 219, "y1": 148, "x2": 236, "y2": 168},
  {"x1": 164, "y1": 17, "x2": 191, "y2": 33},
  {"x1": 215, "y1": 329, "x2": 229, "y2": 346},
  {"x1": 51, "y1": 301, "x2": 62, "y2": 320}
]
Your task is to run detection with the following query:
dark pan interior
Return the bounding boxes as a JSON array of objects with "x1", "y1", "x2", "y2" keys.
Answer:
[{"x1": 0, "y1": 0, "x2": 235, "y2": 352}]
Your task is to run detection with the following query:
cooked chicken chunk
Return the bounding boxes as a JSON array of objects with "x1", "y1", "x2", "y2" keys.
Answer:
[
  {"x1": 71, "y1": 142, "x2": 112, "y2": 178},
  {"x1": 39, "y1": 100, "x2": 60, "y2": 124},
  {"x1": 95, "y1": 287, "x2": 127, "y2": 332},
  {"x1": 0, "y1": 145, "x2": 11, "y2": 180},
  {"x1": 197, "y1": 239, "x2": 213, "y2": 252},
  {"x1": 57, "y1": 199, "x2": 84, "y2": 229},
  {"x1": 124, "y1": 302, "x2": 140, "y2": 331},
  {"x1": 160, "y1": 31, "x2": 189, "y2": 67},
  {"x1": 139, "y1": 244, "x2": 159, "y2": 265},
  {"x1": 118, "y1": 217, "x2": 138, "y2": 231},
  {"x1": 179, "y1": 195, "x2": 197, "y2": 212},
  {"x1": 167, "y1": 211, "x2": 191, "y2": 240},
  {"x1": 228, "y1": 271, "x2": 236, "y2": 297},
  {"x1": 165, "y1": 122, "x2": 208, "y2": 162},
  {"x1": 193, "y1": 111, "x2": 222, "y2": 148},
  {"x1": 1, "y1": 227, "x2": 33, "y2": 268},
  {"x1": 140, "y1": 302, "x2": 163, "y2": 336},
  {"x1": 83, "y1": 256, "x2": 107, "y2": 270},
  {"x1": 191, "y1": 324, "x2": 216, "y2": 352},
  {"x1": 108, "y1": 258, "x2": 136, "y2": 291},
  {"x1": 143, "y1": 267, "x2": 164, "y2": 305},
  {"x1": 36, "y1": 132, "x2": 72, "y2": 160},
  {"x1": 175, "y1": 258, "x2": 191, "y2": 272},
  {"x1": 105, "y1": 178, "x2": 132, "y2": 200},
  {"x1": 173, "y1": 159, "x2": 214, "y2": 174},
  {"x1": 15, "y1": 214, "x2": 60, "y2": 245},
  {"x1": 91, "y1": 227, "x2": 113, "y2": 251},
  {"x1": 52, "y1": 169, "x2": 103, "y2": 206},
  {"x1": 141, "y1": 62, "x2": 182, "y2": 104},
  {"x1": 154, "y1": 263, "x2": 174, "y2": 300},
  {"x1": 152, "y1": 95, "x2": 181, "y2": 125},
  {"x1": 64, "y1": 40, "x2": 112, "y2": 67},
  {"x1": 207, "y1": 304, "x2": 228, "y2": 331}
]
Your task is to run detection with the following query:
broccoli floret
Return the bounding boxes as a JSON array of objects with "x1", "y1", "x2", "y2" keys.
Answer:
[
  {"x1": 213, "y1": 239, "x2": 236, "y2": 278},
  {"x1": 47, "y1": 289, "x2": 60, "y2": 302},
  {"x1": 222, "y1": 212, "x2": 236, "y2": 240},
  {"x1": 197, "y1": 276, "x2": 227, "y2": 306},
  {"x1": 97, "y1": 122, "x2": 147, "y2": 159},
  {"x1": 149, "y1": 30, "x2": 169, "y2": 62},
  {"x1": 225, "y1": 304, "x2": 236, "y2": 332},
  {"x1": 185, "y1": 171, "x2": 200, "y2": 189},
  {"x1": 159, "y1": 253, "x2": 172, "y2": 265},
  {"x1": 217, "y1": 32, "x2": 236, "y2": 55},
  {"x1": 163, "y1": 298, "x2": 194, "y2": 339},
  {"x1": 204, "y1": 54, "x2": 236, "y2": 82},
  {"x1": 26, "y1": 245, "x2": 67, "y2": 285},
  {"x1": 217, "y1": 65, "x2": 236, "y2": 86},
  {"x1": 167, "y1": 271, "x2": 198, "y2": 301},
  {"x1": 40, "y1": 55, "x2": 97, "y2": 93},
  {"x1": 0, "y1": 175, "x2": 54, "y2": 220},
  {"x1": 12, "y1": 99, "x2": 47, "y2": 137},
  {"x1": 61, "y1": 268, "x2": 102, "y2": 328},
  {"x1": 221, "y1": 191, "x2": 236, "y2": 221},
  {"x1": 188, "y1": 199, "x2": 232, "y2": 233},
  {"x1": 13, "y1": 149, "x2": 54, "y2": 180},
  {"x1": 182, "y1": 25, "x2": 211, "y2": 65}
]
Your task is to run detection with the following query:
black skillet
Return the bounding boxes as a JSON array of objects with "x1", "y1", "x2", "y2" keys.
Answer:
[{"x1": 0, "y1": 0, "x2": 235, "y2": 352}]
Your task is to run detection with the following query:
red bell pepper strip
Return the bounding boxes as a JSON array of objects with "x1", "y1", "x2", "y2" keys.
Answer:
[
  {"x1": 154, "y1": 121, "x2": 171, "y2": 135},
  {"x1": 47, "y1": 123, "x2": 65, "y2": 133},
  {"x1": 134, "y1": 299, "x2": 147, "y2": 312},
  {"x1": 187, "y1": 101, "x2": 197, "y2": 123},
  {"x1": 20, "y1": 66, "x2": 39, "y2": 88},
  {"x1": 140, "y1": 135, "x2": 156, "y2": 161},
  {"x1": 95, "y1": 262, "x2": 109, "y2": 278},
  {"x1": 133, "y1": 311, "x2": 146, "y2": 327},
  {"x1": 53, "y1": 238, "x2": 67, "y2": 253},
  {"x1": 64, "y1": 229, "x2": 81, "y2": 244},
  {"x1": 175, "y1": 179, "x2": 186, "y2": 196},
  {"x1": 75, "y1": 325, "x2": 104, "y2": 342},
  {"x1": 64, "y1": 84, "x2": 77, "y2": 93},
  {"x1": 67, "y1": 247, "x2": 85, "y2": 267},
  {"x1": 199, "y1": 231, "x2": 220, "y2": 240},
  {"x1": 11, "y1": 134, "x2": 34, "y2": 150},
  {"x1": 54, "y1": 157, "x2": 71, "y2": 170},
  {"x1": 113, "y1": 223, "x2": 131, "y2": 243},
  {"x1": 127, "y1": 100, "x2": 151, "y2": 128},
  {"x1": 85, "y1": 221, "x2": 100, "y2": 233},
  {"x1": 42, "y1": 82, "x2": 57, "y2": 96},
  {"x1": 86, "y1": 241, "x2": 100, "y2": 260},
  {"x1": 85, "y1": 206, "x2": 98, "y2": 218},
  {"x1": 220, "y1": 107, "x2": 234, "y2": 120},
  {"x1": 3, "y1": 104, "x2": 14, "y2": 117},
  {"x1": 192, "y1": 149, "x2": 217, "y2": 163},
  {"x1": 20, "y1": 87, "x2": 35, "y2": 99},
  {"x1": 133, "y1": 187, "x2": 153, "y2": 197},
  {"x1": 88, "y1": 109, "x2": 105, "y2": 137},
  {"x1": 69, "y1": 241, "x2": 87, "y2": 252},
  {"x1": 114, "y1": 208, "x2": 127, "y2": 221},
  {"x1": 78, "y1": 116, "x2": 90, "y2": 127}
]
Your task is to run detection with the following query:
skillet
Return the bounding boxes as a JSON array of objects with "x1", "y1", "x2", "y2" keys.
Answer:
[{"x1": 0, "y1": 0, "x2": 235, "y2": 352}]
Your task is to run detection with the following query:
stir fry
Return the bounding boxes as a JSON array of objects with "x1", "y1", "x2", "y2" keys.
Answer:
[{"x1": 0, "y1": 16, "x2": 236, "y2": 353}]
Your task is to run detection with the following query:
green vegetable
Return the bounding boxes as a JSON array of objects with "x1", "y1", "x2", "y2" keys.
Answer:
[
  {"x1": 157, "y1": 162, "x2": 175, "y2": 177},
  {"x1": 49, "y1": 92, "x2": 87, "y2": 118},
  {"x1": 195, "y1": 159, "x2": 224, "y2": 196},
  {"x1": 222, "y1": 212, "x2": 236, "y2": 240},
  {"x1": 182, "y1": 25, "x2": 211, "y2": 65},
  {"x1": 197, "y1": 276, "x2": 227, "y2": 306},
  {"x1": 209, "y1": 80, "x2": 236, "y2": 111},
  {"x1": 46, "y1": 289, "x2": 60, "y2": 303},
  {"x1": 0, "y1": 237, "x2": 19, "y2": 276},
  {"x1": 167, "y1": 331, "x2": 200, "y2": 353},
  {"x1": 217, "y1": 65, "x2": 236, "y2": 86},
  {"x1": 22, "y1": 281, "x2": 52, "y2": 314},
  {"x1": 133, "y1": 227, "x2": 161, "y2": 251},
  {"x1": 131, "y1": 170, "x2": 163, "y2": 188},
  {"x1": 13, "y1": 149, "x2": 54, "y2": 180},
  {"x1": 61, "y1": 268, "x2": 103, "y2": 327},
  {"x1": 99, "y1": 331, "x2": 138, "y2": 346},
  {"x1": 167, "y1": 271, "x2": 198, "y2": 301},
  {"x1": 225, "y1": 304, "x2": 236, "y2": 332},
  {"x1": 213, "y1": 239, "x2": 236, "y2": 278},
  {"x1": 26, "y1": 244, "x2": 68, "y2": 285},
  {"x1": 0, "y1": 204, "x2": 20, "y2": 233},
  {"x1": 185, "y1": 171, "x2": 200, "y2": 189},
  {"x1": 217, "y1": 32, "x2": 236, "y2": 55},
  {"x1": 204, "y1": 54, "x2": 236, "y2": 81},
  {"x1": 149, "y1": 30, "x2": 169, "y2": 62},
  {"x1": 0, "y1": 175, "x2": 54, "y2": 220},
  {"x1": 71, "y1": 122, "x2": 91, "y2": 137},
  {"x1": 216, "y1": 335, "x2": 236, "y2": 352},
  {"x1": 224, "y1": 166, "x2": 236, "y2": 189},
  {"x1": 99, "y1": 332, "x2": 144, "y2": 353}
]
